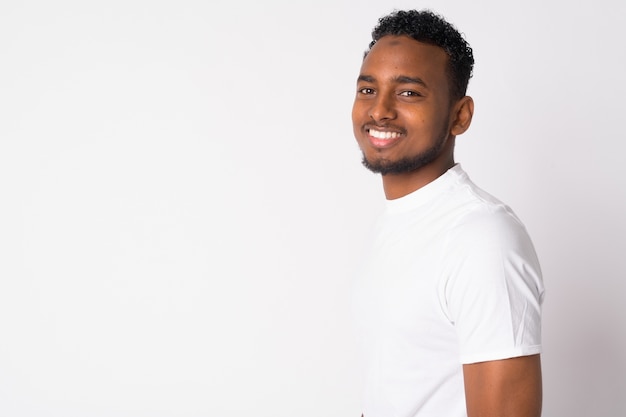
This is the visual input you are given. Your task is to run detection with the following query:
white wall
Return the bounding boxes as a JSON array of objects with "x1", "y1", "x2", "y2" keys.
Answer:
[{"x1": 1, "y1": 1, "x2": 624, "y2": 416}]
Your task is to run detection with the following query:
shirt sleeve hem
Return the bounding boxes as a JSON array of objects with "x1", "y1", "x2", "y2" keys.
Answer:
[{"x1": 460, "y1": 345, "x2": 542, "y2": 364}]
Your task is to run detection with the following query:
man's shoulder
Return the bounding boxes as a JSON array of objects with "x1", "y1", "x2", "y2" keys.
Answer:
[
  {"x1": 445, "y1": 175, "x2": 523, "y2": 228},
  {"x1": 442, "y1": 180, "x2": 531, "y2": 251}
]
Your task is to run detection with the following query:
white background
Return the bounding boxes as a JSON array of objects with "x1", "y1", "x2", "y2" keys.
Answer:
[{"x1": 1, "y1": 0, "x2": 624, "y2": 416}]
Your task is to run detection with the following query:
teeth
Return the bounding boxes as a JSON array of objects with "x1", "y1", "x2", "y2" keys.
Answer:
[{"x1": 369, "y1": 129, "x2": 400, "y2": 140}]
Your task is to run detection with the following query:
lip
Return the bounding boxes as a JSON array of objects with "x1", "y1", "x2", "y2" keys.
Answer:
[{"x1": 365, "y1": 126, "x2": 404, "y2": 149}]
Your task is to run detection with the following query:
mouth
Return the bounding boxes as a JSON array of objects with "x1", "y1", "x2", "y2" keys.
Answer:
[{"x1": 366, "y1": 127, "x2": 404, "y2": 148}]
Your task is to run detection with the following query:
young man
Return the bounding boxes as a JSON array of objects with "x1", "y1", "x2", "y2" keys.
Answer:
[{"x1": 351, "y1": 10, "x2": 544, "y2": 417}]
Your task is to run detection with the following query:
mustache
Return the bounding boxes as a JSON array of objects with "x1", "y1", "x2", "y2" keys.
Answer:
[{"x1": 364, "y1": 122, "x2": 406, "y2": 134}]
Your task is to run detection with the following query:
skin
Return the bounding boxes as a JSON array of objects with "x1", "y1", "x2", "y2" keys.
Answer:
[
  {"x1": 351, "y1": 35, "x2": 473, "y2": 200},
  {"x1": 463, "y1": 355, "x2": 543, "y2": 417},
  {"x1": 352, "y1": 35, "x2": 542, "y2": 417}
]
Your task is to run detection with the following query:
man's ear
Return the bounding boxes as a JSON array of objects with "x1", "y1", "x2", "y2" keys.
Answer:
[{"x1": 450, "y1": 96, "x2": 474, "y2": 136}]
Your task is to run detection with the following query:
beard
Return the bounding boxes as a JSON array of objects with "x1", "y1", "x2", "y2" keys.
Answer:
[{"x1": 361, "y1": 132, "x2": 447, "y2": 176}]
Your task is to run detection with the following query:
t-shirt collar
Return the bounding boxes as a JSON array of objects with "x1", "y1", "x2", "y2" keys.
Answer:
[{"x1": 384, "y1": 164, "x2": 467, "y2": 214}]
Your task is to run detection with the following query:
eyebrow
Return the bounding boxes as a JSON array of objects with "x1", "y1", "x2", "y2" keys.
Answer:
[
  {"x1": 357, "y1": 75, "x2": 376, "y2": 83},
  {"x1": 357, "y1": 74, "x2": 428, "y2": 88},
  {"x1": 395, "y1": 75, "x2": 428, "y2": 87}
]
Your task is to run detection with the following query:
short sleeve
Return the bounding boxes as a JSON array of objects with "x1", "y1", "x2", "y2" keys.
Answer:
[{"x1": 440, "y1": 207, "x2": 544, "y2": 364}]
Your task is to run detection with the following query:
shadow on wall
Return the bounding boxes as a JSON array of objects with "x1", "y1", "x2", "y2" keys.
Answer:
[{"x1": 542, "y1": 198, "x2": 626, "y2": 417}]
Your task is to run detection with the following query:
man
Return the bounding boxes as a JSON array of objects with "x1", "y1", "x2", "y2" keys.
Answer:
[{"x1": 351, "y1": 10, "x2": 544, "y2": 417}]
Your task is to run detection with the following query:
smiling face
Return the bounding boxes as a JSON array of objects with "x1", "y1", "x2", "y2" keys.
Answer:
[{"x1": 352, "y1": 35, "x2": 472, "y2": 196}]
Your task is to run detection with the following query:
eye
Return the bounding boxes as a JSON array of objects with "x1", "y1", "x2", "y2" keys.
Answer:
[
  {"x1": 358, "y1": 87, "x2": 375, "y2": 95},
  {"x1": 399, "y1": 90, "x2": 422, "y2": 97}
]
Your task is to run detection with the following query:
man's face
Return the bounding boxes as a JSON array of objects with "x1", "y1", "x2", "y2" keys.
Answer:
[{"x1": 352, "y1": 35, "x2": 456, "y2": 175}]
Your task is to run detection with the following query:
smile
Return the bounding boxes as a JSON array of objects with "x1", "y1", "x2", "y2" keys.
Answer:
[
  {"x1": 366, "y1": 128, "x2": 404, "y2": 149},
  {"x1": 368, "y1": 129, "x2": 402, "y2": 140}
]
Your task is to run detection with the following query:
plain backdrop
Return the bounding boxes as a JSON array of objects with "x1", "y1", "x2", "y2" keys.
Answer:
[{"x1": 1, "y1": 0, "x2": 624, "y2": 416}]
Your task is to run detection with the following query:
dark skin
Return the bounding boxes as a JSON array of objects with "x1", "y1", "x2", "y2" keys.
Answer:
[
  {"x1": 464, "y1": 355, "x2": 542, "y2": 417},
  {"x1": 352, "y1": 35, "x2": 473, "y2": 200},
  {"x1": 352, "y1": 36, "x2": 542, "y2": 417}
]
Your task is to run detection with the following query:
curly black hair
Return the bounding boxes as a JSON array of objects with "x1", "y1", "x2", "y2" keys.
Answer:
[{"x1": 368, "y1": 10, "x2": 474, "y2": 99}]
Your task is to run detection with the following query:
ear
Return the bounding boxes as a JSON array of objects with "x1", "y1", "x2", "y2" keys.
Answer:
[{"x1": 450, "y1": 96, "x2": 474, "y2": 136}]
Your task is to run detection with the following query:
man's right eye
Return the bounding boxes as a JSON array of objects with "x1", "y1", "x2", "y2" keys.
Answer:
[{"x1": 358, "y1": 87, "x2": 375, "y2": 95}]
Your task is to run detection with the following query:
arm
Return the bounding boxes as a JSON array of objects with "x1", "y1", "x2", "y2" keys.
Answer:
[{"x1": 463, "y1": 354, "x2": 542, "y2": 417}]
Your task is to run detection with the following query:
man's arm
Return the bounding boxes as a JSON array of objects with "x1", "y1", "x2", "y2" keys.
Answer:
[{"x1": 463, "y1": 354, "x2": 542, "y2": 417}]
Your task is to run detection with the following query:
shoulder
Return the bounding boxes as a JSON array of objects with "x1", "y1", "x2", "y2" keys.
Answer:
[
  {"x1": 444, "y1": 181, "x2": 531, "y2": 253},
  {"x1": 439, "y1": 178, "x2": 542, "y2": 288}
]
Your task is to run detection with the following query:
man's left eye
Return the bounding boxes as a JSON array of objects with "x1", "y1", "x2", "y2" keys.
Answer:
[{"x1": 400, "y1": 91, "x2": 421, "y2": 97}]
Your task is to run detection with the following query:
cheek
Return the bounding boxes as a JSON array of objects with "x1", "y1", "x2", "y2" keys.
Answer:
[
  {"x1": 402, "y1": 108, "x2": 429, "y2": 131},
  {"x1": 405, "y1": 107, "x2": 446, "y2": 133},
  {"x1": 351, "y1": 100, "x2": 364, "y2": 123},
  {"x1": 352, "y1": 105, "x2": 370, "y2": 140},
  {"x1": 351, "y1": 104, "x2": 364, "y2": 142}
]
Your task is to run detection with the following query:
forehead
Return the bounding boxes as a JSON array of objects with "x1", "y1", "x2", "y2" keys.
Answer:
[{"x1": 360, "y1": 35, "x2": 449, "y2": 84}]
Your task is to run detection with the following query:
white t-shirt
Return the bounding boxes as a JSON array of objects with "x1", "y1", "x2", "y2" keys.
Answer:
[{"x1": 352, "y1": 164, "x2": 544, "y2": 417}]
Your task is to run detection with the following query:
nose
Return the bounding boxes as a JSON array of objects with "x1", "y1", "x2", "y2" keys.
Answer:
[{"x1": 369, "y1": 94, "x2": 396, "y2": 123}]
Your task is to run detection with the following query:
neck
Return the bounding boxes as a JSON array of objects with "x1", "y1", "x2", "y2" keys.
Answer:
[{"x1": 382, "y1": 157, "x2": 455, "y2": 200}]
